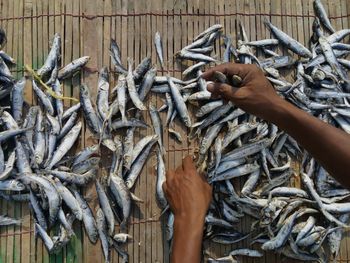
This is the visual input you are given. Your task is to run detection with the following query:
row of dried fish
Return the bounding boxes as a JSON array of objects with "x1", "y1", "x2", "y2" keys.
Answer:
[
  {"x1": 0, "y1": 30, "x2": 169, "y2": 262},
  {"x1": 148, "y1": 0, "x2": 350, "y2": 262}
]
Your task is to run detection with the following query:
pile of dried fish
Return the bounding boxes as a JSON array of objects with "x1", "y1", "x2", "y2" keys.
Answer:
[
  {"x1": 0, "y1": 0, "x2": 350, "y2": 262},
  {"x1": 164, "y1": 0, "x2": 350, "y2": 262},
  {"x1": 0, "y1": 31, "x2": 159, "y2": 262}
]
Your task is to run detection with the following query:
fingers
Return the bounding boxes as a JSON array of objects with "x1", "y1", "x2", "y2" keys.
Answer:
[
  {"x1": 207, "y1": 82, "x2": 239, "y2": 101},
  {"x1": 175, "y1": 165, "x2": 184, "y2": 175},
  {"x1": 201, "y1": 63, "x2": 253, "y2": 81},
  {"x1": 182, "y1": 155, "x2": 196, "y2": 172},
  {"x1": 165, "y1": 169, "x2": 175, "y2": 184}
]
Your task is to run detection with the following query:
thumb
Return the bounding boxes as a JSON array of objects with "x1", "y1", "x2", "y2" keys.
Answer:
[{"x1": 207, "y1": 82, "x2": 238, "y2": 101}]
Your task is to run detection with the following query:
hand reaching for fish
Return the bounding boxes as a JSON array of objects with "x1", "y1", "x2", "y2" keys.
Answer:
[
  {"x1": 203, "y1": 63, "x2": 285, "y2": 122},
  {"x1": 205, "y1": 62, "x2": 350, "y2": 191},
  {"x1": 163, "y1": 155, "x2": 212, "y2": 263},
  {"x1": 163, "y1": 155, "x2": 212, "y2": 221}
]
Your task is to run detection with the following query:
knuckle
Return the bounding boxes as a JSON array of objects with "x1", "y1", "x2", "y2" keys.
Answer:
[{"x1": 219, "y1": 84, "x2": 230, "y2": 93}]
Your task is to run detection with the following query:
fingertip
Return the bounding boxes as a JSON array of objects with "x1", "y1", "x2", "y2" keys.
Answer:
[
  {"x1": 183, "y1": 155, "x2": 195, "y2": 171},
  {"x1": 219, "y1": 83, "x2": 238, "y2": 97},
  {"x1": 207, "y1": 83, "x2": 214, "y2": 92},
  {"x1": 201, "y1": 69, "x2": 213, "y2": 80}
]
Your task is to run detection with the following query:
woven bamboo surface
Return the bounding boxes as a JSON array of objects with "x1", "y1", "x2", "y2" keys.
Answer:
[{"x1": 0, "y1": 0, "x2": 349, "y2": 262}]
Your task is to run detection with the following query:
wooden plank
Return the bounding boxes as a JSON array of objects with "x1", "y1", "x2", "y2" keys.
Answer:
[
  {"x1": 81, "y1": 0, "x2": 101, "y2": 262},
  {"x1": 2, "y1": 0, "x2": 11, "y2": 262},
  {"x1": 134, "y1": 2, "x2": 148, "y2": 262},
  {"x1": 102, "y1": 0, "x2": 111, "y2": 66},
  {"x1": 339, "y1": 1, "x2": 350, "y2": 261},
  {"x1": 66, "y1": 0, "x2": 84, "y2": 261},
  {"x1": 71, "y1": 0, "x2": 82, "y2": 103},
  {"x1": 30, "y1": 1, "x2": 39, "y2": 261},
  {"x1": 145, "y1": 0, "x2": 156, "y2": 260},
  {"x1": 42, "y1": 3, "x2": 50, "y2": 263},
  {"x1": 131, "y1": 1, "x2": 142, "y2": 263},
  {"x1": 63, "y1": 0, "x2": 73, "y2": 108},
  {"x1": 22, "y1": 0, "x2": 33, "y2": 259},
  {"x1": 0, "y1": 200, "x2": 7, "y2": 262},
  {"x1": 8, "y1": 2, "x2": 18, "y2": 263}
]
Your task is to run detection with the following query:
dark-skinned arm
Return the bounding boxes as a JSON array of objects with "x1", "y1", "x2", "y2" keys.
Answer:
[
  {"x1": 202, "y1": 63, "x2": 350, "y2": 189},
  {"x1": 162, "y1": 156, "x2": 212, "y2": 263}
]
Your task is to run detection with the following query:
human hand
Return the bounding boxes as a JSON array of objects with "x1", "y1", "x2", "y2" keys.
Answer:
[
  {"x1": 202, "y1": 63, "x2": 285, "y2": 122},
  {"x1": 162, "y1": 156, "x2": 212, "y2": 222}
]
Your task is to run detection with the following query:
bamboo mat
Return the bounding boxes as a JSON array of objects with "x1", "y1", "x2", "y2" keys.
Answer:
[{"x1": 0, "y1": 0, "x2": 349, "y2": 262}]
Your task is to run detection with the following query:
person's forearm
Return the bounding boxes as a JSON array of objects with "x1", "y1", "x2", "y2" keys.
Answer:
[
  {"x1": 171, "y1": 216, "x2": 204, "y2": 263},
  {"x1": 268, "y1": 98, "x2": 350, "y2": 188}
]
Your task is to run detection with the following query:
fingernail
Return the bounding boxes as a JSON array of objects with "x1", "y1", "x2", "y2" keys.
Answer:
[{"x1": 207, "y1": 83, "x2": 214, "y2": 92}]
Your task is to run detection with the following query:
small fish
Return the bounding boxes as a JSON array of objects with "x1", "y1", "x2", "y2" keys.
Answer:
[
  {"x1": 168, "y1": 127, "x2": 182, "y2": 143},
  {"x1": 37, "y1": 33, "x2": 61, "y2": 76},
  {"x1": 183, "y1": 62, "x2": 206, "y2": 78},
  {"x1": 29, "y1": 189, "x2": 48, "y2": 230},
  {"x1": 95, "y1": 208, "x2": 111, "y2": 263},
  {"x1": 261, "y1": 211, "x2": 299, "y2": 250},
  {"x1": 110, "y1": 39, "x2": 123, "y2": 68},
  {"x1": 109, "y1": 173, "x2": 131, "y2": 231},
  {"x1": 113, "y1": 233, "x2": 133, "y2": 244},
  {"x1": 156, "y1": 150, "x2": 167, "y2": 209},
  {"x1": 73, "y1": 145, "x2": 99, "y2": 167},
  {"x1": 176, "y1": 49, "x2": 217, "y2": 62},
  {"x1": 46, "y1": 122, "x2": 82, "y2": 169},
  {"x1": 0, "y1": 215, "x2": 21, "y2": 226},
  {"x1": 229, "y1": 249, "x2": 263, "y2": 258},
  {"x1": 57, "y1": 111, "x2": 78, "y2": 140},
  {"x1": 123, "y1": 127, "x2": 134, "y2": 170},
  {"x1": 154, "y1": 32, "x2": 165, "y2": 69},
  {"x1": 210, "y1": 163, "x2": 260, "y2": 182},
  {"x1": 62, "y1": 102, "x2": 81, "y2": 121},
  {"x1": 96, "y1": 67, "x2": 110, "y2": 121},
  {"x1": 313, "y1": 0, "x2": 335, "y2": 33},
  {"x1": 96, "y1": 180, "x2": 115, "y2": 235},
  {"x1": 80, "y1": 84, "x2": 101, "y2": 135},
  {"x1": 54, "y1": 178, "x2": 83, "y2": 220},
  {"x1": 125, "y1": 137, "x2": 157, "y2": 189},
  {"x1": 32, "y1": 80, "x2": 55, "y2": 115},
  {"x1": 126, "y1": 58, "x2": 147, "y2": 110},
  {"x1": 0, "y1": 151, "x2": 16, "y2": 181},
  {"x1": 22, "y1": 175, "x2": 61, "y2": 225},
  {"x1": 58, "y1": 56, "x2": 90, "y2": 80},
  {"x1": 0, "y1": 126, "x2": 33, "y2": 144},
  {"x1": 72, "y1": 188, "x2": 98, "y2": 243},
  {"x1": 167, "y1": 76, "x2": 191, "y2": 127},
  {"x1": 133, "y1": 56, "x2": 151, "y2": 81},
  {"x1": 149, "y1": 104, "x2": 165, "y2": 155},
  {"x1": 11, "y1": 78, "x2": 25, "y2": 122},
  {"x1": 246, "y1": 39, "x2": 279, "y2": 47},
  {"x1": 35, "y1": 223, "x2": 55, "y2": 252},
  {"x1": 49, "y1": 169, "x2": 96, "y2": 186},
  {"x1": 138, "y1": 67, "x2": 157, "y2": 101},
  {"x1": 0, "y1": 50, "x2": 15, "y2": 65},
  {"x1": 265, "y1": 20, "x2": 312, "y2": 58},
  {"x1": 111, "y1": 118, "x2": 148, "y2": 130}
]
